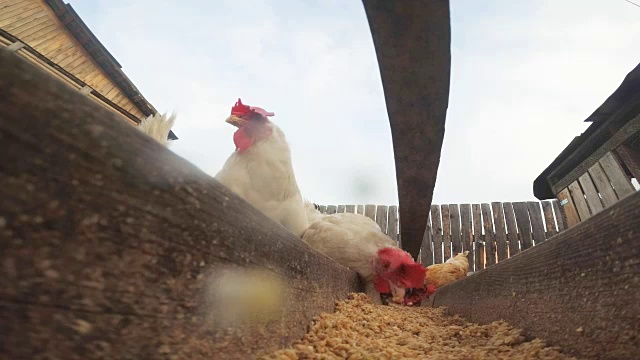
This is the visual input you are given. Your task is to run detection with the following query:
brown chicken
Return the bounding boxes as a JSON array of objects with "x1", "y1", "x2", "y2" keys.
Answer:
[{"x1": 424, "y1": 251, "x2": 470, "y2": 289}]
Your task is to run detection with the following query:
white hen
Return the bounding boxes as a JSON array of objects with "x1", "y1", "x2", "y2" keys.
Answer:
[
  {"x1": 214, "y1": 99, "x2": 308, "y2": 238},
  {"x1": 137, "y1": 113, "x2": 176, "y2": 146}
]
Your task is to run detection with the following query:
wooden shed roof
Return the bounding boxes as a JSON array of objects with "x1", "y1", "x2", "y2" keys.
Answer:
[
  {"x1": 43, "y1": 0, "x2": 178, "y2": 140},
  {"x1": 533, "y1": 61, "x2": 640, "y2": 199}
]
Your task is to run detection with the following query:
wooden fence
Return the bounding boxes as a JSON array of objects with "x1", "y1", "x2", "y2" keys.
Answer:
[{"x1": 316, "y1": 200, "x2": 568, "y2": 272}]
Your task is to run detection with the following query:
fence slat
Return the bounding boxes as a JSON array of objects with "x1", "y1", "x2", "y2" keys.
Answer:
[
  {"x1": 513, "y1": 202, "x2": 533, "y2": 250},
  {"x1": 441, "y1": 204, "x2": 451, "y2": 262},
  {"x1": 356, "y1": 205, "x2": 364, "y2": 215},
  {"x1": 472, "y1": 204, "x2": 484, "y2": 271},
  {"x1": 481, "y1": 203, "x2": 496, "y2": 266},
  {"x1": 375, "y1": 205, "x2": 389, "y2": 235},
  {"x1": 551, "y1": 199, "x2": 566, "y2": 232},
  {"x1": 491, "y1": 202, "x2": 508, "y2": 262},
  {"x1": 460, "y1": 204, "x2": 474, "y2": 271},
  {"x1": 337, "y1": 205, "x2": 346, "y2": 213},
  {"x1": 387, "y1": 205, "x2": 399, "y2": 242},
  {"x1": 556, "y1": 188, "x2": 580, "y2": 228},
  {"x1": 588, "y1": 163, "x2": 618, "y2": 207},
  {"x1": 578, "y1": 173, "x2": 604, "y2": 215},
  {"x1": 364, "y1": 204, "x2": 376, "y2": 220},
  {"x1": 599, "y1": 151, "x2": 636, "y2": 199},
  {"x1": 527, "y1": 201, "x2": 547, "y2": 245},
  {"x1": 503, "y1": 202, "x2": 519, "y2": 257},
  {"x1": 345, "y1": 205, "x2": 355, "y2": 213},
  {"x1": 615, "y1": 144, "x2": 640, "y2": 180},
  {"x1": 541, "y1": 201, "x2": 558, "y2": 237},
  {"x1": 318, "y1": 205, "x2": 327, "y2": 213},
  {"x1": 450, "y1": 204, "x2": 462, "y2": 255},
  {"x1": 430, "y1": 205, "x2": 443, "y2": 264},
  {"x1": 420, "y1": 213, "x2": 434, "y2": 266},
  {"x1": 326, "y1": 205, "x2": 337, "y2": 215},
  {"x1": 568, "y1": 181, "x2": 590, "y2": 221}
]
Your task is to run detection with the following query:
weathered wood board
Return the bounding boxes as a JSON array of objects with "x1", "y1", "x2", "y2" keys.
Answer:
[
  {"x1": 0, "y1": 48, "x2": 363, "y2": 360},
  {"x1": 432, "y1": 191, "x2": 640, "y2": 360},
  {"x1": 362, "y1": 0, "x2": 451, "y2": 260}
]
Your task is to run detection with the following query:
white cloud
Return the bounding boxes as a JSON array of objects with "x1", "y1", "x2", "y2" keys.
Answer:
[{"x1": 71, "y1": 0, "x2": 640, "y2": 206}]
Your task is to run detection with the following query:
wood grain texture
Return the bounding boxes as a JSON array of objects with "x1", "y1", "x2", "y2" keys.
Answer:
[
  {"x1": 526, "y1": 201, "x2": 547, "y2": 245},
  {"x1": 459, "y1": 204, "x2": 473, "y2": 270},
  {"x1": 556, "y1": 188, "x2": 580, "y2": 228},
  {"x1": 472, "y1": 204, "x2": 484, "y2": 271},
  {"x1": 578, "y1": 172, "x2": 604, "y2": 215},
  {"x1": 615, "y1": 143, "x2": 640, "y2": 180},
  {"x1": 588, "y1": 162, "x2": 619, "y2": 207},
  {"x1": 449, "y1": 204, "x2": 462, "y2": 255},
  {"x1": 480, "y1": 203, "x2": 496, "y2": 266},
  {"x1": 325, "y1": 205, "x2": 337, "y2": 215},
  {"x1": 345, "y1": 205, "x2": 355, "y2": 214},
  {"x1": 599, "y1": 151, "x2": 636, "y2": 199},
  {"x1": 541, "y1": 200, "x2": 558, "y2": 237},
  {"x1": 441, "y1": 204, "x2": 451, "y2": 262},
  {"x1": 356, "y1": 205, "x2": 364, "y2": 215},
  {"x1": 362, "y1": 0, "x2": 450, "y2": 260},
  {"x1": 550, "y1": 199, "x2": 566, "y2": 232},
  {"x1": 375, "y1": 205, "x2": 388, "y2": 234},
  {"x1": 364, "y1": 204, "x2": 376, "y2": 221},
  {"x1": 337, "y1": 205, "x2": 345, "y2": 213},
  {"x1": 387, "y1": 205, "x2": 398, "y2": 242},
  {"x1": 502, "y1": 202, "x2": 520, "y2": 257},
  {"x1": 430, "y1": 205, "x2": 443, "y2": 264},
  {"x1": 491, "y1": 202, "x2": 508, "y2": 262},
  {"x1": 568, "y1": 180, "x2": 591, "y2": 221},
  {"x1": 512, "y1": 202, "x2": 533, "y2": 250},
  {"x1": 432, "y1": 191, "x2": 640, "y2": 360},
  {"x1": 0, "y1": 49, "x2": 362, "y2": 360}
]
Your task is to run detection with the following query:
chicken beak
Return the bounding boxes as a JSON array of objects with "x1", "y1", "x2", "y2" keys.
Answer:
[{"x1": 225, "y1": 115, "x2": 248, "y2": 128}]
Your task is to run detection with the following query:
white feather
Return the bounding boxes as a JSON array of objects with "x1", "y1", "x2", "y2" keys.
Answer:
[{"x1": 137, "y1": 113, "x2": 176, "y2": 146}]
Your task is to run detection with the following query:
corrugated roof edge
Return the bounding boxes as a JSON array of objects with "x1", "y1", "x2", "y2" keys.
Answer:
[
  {"x1": 533, "y1": 62, "x2": 640, "y2": 200},
  {"x1": 43, "y1": 0, "x2": 177, "y2": 141}
]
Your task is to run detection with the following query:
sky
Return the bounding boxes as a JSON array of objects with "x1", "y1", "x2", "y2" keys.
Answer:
[{"x1": 70, "y1": 0, "x2": 640, "y2": 206}]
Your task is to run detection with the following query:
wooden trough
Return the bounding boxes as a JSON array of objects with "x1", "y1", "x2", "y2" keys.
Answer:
[{"x1": 1, "y1": 1, "x2": 639, "y2": 359}]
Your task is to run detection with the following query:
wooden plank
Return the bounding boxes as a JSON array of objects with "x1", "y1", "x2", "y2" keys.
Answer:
[
  {"x1": 459, "y1": 204, "x2": 473, "y2": 270},
  {"x1": 502, "y1": 202, "x2": 519, "y2": 257},
  {"x1": 512, "y1": 202, "x2": 533, "y2": 250},
  {"x1": 480, "y1": 203, "x2": 496, "y2": 266},
  {"x1": 615, "y1": 143, "x2": 640, "y2": 180},
  {"x1": 3, "y1": 10, "x2": 48, "y2": 34},
  {"x1": 375, "y1": 205, "x2": 388, "y2": 234},
  {"x1": 430, "y1": 205, "x2": 443, "y2": 264},
  {"x1": 588, "y1": 162, "x2": 619, "y2": 207},
  {"x1": 578, "y1": 172, "x2": 604, "y2": 215},
  {"x1": 337, "y1": 205, "x2": 345, "y2": 213},
  {"x1": 363, "y1": 0, "x2": 450, "y2": 260},
  {"x1": 0, "y1": 49, "x2": 363, "y2": 359},
  {"x1": 345, "y1": 204, "x2": 355, "y2": 214},
  {"x1": 550, "y1": 199, "x2": 566, "y2": 232},
  {"x1": 432, "y1": 191, "x2": 640, "y2": 360},
  {"x1": 0, "y1": 1, "x2": 39, "y2": 23},
  {"x1": 364, "y1": 204, "x2": 376, "y2": 221},
  {"x1": 600, "y1": 151, "x2": 636, "y2": 199},
  {"x1": 325, "y1": 205, "x2": 337, "y2": 215},
  {"x1": 1, "y1": 8, "x2": 45, "y2": 30},
  {"x1": 556, "y1": 188, "x2": 580, "y2": 228},
  {"x1": 387, "y1": 205, "x2": 399, "y2": 242},
  {"x1": 541, "y1": 200, "x2": 558, "y2": 237},
  {"x1": 318, "y1": 205, "x2": 327, "y2": 213},
  {"x1": 0, "y1": 2, "x2": 42, "y2": 28},
  {"x1": 568, "y1": 180, "x2": 591, "y2": 221},
  {"x1": 491, "y1": 202, "x2": 508, "y2": 262},
  {"x1": 472, "y1": 204, "x2": 484, "y2": 271},
  {"x1": 527, "y1": 201, "x2": 547, "y2": 245},
  {"x1": 441, "y1": 204, "x2": 451, "y2": 261},
  {"x1": 356, "y1": 205, "x2": 364, "y2": 215},
  {"x1": 420, "y1": 213, "x2": 434, "y2": 266},
  {"x1": 449, "y1": 204, "x2": 462, "y2": 255}
]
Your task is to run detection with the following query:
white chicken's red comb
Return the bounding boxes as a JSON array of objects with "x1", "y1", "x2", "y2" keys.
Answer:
[{"x1": 231, "y1": 98, "x2": 274, "y2": 118}]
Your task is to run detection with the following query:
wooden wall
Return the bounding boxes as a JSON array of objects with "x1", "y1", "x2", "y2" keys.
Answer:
[{"x1": 0, "y1": 0, "x2": 144, "y2": 119}]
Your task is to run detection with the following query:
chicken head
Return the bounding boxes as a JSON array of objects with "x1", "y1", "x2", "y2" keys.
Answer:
[
  {"x1": 372, "y1": 247, "x2": 426, "y2": 304},
  {"x1": 225, "y1": 98, "x2": 275, "y2": 152}
]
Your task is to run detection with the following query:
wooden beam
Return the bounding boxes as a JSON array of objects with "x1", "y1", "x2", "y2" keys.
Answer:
[
  {"x1": 0, "y1": 49, "x2": 362, "y2": 359},
  {"x1": 432, "y1": 191, "x2": 640, "y2": 360},
  {"x1": 616, "y1": 142, "x2": 640, "y2": 180},
  {"x1": 362, "y1": 0, "x2": 451, "y2": 259}
]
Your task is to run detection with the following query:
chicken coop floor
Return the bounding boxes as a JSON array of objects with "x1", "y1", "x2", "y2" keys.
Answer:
[{"x1": 262, "y1": 293, "x2": 573, "y2": 360}]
